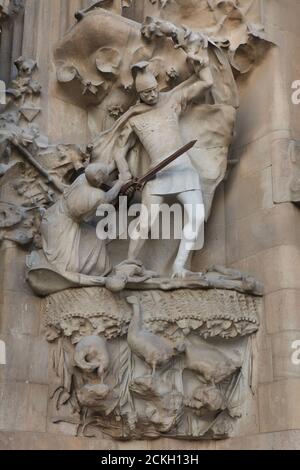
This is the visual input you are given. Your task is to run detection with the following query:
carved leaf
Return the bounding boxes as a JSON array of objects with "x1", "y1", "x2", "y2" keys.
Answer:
[
  {"x1": 95, "y1": 47, "x2": 121, "y2": 76},
  {"x1": 56, "y1": 64, "x2": 78, "y2": 83}
]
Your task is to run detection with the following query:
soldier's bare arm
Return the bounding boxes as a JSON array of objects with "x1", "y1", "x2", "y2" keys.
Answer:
[{"x1": 184, "y1": 65, "x2": 213, "y2": 103}]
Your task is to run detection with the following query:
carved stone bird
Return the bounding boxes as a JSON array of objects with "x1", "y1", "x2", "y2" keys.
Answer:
[
  {"x1": 74, "y1": 335, "x2": 109, "y2": 382},
  {"x1": 126, "y1": 296, "x2": 185, "y2": 376},
  {"x1": 185, "y1": 339, "x2": 241, "y2": 385},
  {"x1": 77, "y1": 383, "x2": 110, "y2": 408}
]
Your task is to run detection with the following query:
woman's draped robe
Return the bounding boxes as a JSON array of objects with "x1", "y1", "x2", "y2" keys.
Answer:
[{"x1": 27, "y1": 175, "x2": 111, "y2": 295}]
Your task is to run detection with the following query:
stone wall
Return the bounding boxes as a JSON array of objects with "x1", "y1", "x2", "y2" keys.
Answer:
[
  {"x1": 1, "y1": 0, "x2": 300, "y2": 450},
  {"x1": 221, "y1": 0, "x2": 300, "y2": 448}
]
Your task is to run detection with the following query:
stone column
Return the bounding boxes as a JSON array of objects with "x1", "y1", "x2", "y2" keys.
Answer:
[
  {"x1": 0, "y1": 0, "x2": 24, "y2": 84},
  {"x1": 220, "y1": 0, "x2": 300, "y2": 449},
  {"x1": 20, "y1": 0, "x2": 91, "y2": 144},
  {"x1": 0, "y1": 0, "x2": 94, "y2": 450}
]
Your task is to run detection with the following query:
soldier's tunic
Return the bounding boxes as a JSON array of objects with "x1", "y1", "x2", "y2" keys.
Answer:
[{"x1": 129, "y1": 91, "x2": 201, "y2": 196}]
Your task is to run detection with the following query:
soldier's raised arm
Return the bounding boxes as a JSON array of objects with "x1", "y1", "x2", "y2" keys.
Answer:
[
  {"x1": 141, "y1": 17, "x2": 213, "y2": 104},
  {"x1": 184, "y1": 65, "x2": 213, "y2": 104}
]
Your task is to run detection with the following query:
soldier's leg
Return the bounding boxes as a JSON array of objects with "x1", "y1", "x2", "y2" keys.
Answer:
[
  {"x1": 172, "y1": 190, "x2": 205, "y2": 277},
  {"x1": 128, "y1": 187, "x2": 163, "y2": 261}
]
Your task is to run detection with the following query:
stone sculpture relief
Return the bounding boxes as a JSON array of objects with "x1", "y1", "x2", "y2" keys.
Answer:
[
  {"x1": 0, "y1": 1, "x2": 272, "y2": 441},
  {"x1": 0, "y1": 0, "x2": 23, "y2": 48},
  {"x1": 27, "y1": 164, "x2": 126, "y2": 291},
  {"x1": 0, "y1": 56, "x2": 88, "y2": 246},
  {"x1": 46, "y1": 3, "x2": 272, "y2": 282},
  {"x1": 0, "y1": 0, "x2": 10, "y2": 19},
  {"x1": 45, "y1": 286, "x2": 261, "y2": 439},
  {"x1": 0, "y1": 0, "x2": 23, "y2": 21}
]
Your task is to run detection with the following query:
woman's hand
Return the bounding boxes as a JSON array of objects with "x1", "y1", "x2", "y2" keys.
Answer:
[{"x1": 120, "y1": 171, "x2": 132, "y2": 184}]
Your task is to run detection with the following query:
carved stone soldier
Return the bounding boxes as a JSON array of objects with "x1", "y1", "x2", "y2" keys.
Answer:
[
  {"x1": 124, "y1": 61, "x2": 213, "y2": 277},
  {"x1": 92, "y1": 59, "x2": 213, "y2": 277},
  {"x1": 87, "y1": 17, "x2": 237, "y2": 279}
]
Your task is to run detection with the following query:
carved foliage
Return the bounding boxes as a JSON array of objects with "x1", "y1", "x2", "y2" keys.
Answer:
[
  {"x1": 44, "y1": 287, "x2": 261, "y2": 342},
  {"x1": 0, "y1": 57, "x2": 87, "y2": 248}
]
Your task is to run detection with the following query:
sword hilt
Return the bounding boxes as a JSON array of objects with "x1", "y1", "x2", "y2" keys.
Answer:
[{"x1": 119, "y1": 139, "x2": 197, "y2": 197}]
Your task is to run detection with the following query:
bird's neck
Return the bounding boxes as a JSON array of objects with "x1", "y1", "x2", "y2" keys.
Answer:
[{"x1": 129, "y1": 308, "x2": 143, "y2": 335}]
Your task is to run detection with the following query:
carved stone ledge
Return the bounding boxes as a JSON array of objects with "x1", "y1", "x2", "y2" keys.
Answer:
[
  {"x1": 45, "y1": 286, "x2": 261, "y2": 440},
  {"x1": 45, "y1": 287, "x2": 260, "y2": 342}
]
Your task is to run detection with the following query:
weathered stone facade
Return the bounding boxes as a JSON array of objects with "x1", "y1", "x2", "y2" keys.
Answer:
[{"x1": 1, "y1": 0, "x2": 300, "y2": 450}]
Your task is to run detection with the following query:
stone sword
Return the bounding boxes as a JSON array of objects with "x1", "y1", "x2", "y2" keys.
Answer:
[{"x1": 120, "y1": 139, "x2": 198, "y2": 196}]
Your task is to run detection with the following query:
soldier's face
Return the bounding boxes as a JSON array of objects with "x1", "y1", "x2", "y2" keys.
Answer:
[{"x1": 139, "y1": 87, "x2": 159, "y2": 106}]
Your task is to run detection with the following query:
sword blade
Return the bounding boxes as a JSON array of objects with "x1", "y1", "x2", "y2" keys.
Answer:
[{"x1": 138, "y1": 139, "x2": 197, "y2": 184}]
